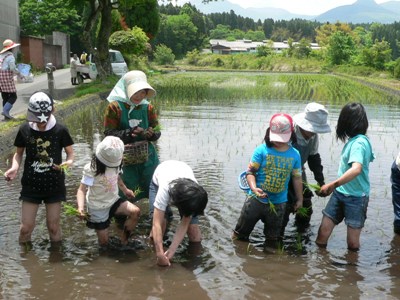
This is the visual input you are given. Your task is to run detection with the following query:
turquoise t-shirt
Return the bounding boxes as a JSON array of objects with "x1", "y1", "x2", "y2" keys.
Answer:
[
  {"x1": 247, "y1": 143, "x2": 301, "y2": 204},
  {"x1": 336, "y1": 134, "x2": 375, "y2": 197}
]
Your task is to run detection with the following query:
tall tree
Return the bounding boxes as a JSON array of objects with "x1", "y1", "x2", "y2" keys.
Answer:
[
  {"x1": 119, "y1": 0, "x2": 160, "y2": 39},
  {"x1": 19, "y1": 0, "x2": 81, "y2": 36}
]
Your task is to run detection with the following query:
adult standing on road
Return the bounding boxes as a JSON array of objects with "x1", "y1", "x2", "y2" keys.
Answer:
[
  {"x1": 70, "y1": 53, "x2": 79, "y2": 85},
  {"x1": 0, "y1": 39, "x2": 23, "y2": 120}
]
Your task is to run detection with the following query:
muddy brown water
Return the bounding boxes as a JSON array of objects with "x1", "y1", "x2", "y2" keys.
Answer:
[{"x1": 0, "y1": 98, "x2": 399, "y2": 299}]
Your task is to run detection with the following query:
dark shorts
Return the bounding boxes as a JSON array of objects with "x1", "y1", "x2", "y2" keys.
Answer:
[
  {"x1": 234, "y1": 196, "x2": 286, "y2": 240},
  {"x1": 322, "y1": 190, "x2": 369, "y2": 229},
  {"x1": 20, "y1": 193, "x2": 66, "y2": 204},
  {"x1": 1, "y1": 92, "x2": 17, "y2": 105},
  {"x1": 86, "y1": 198, "x2": 126, "y2": 230}
]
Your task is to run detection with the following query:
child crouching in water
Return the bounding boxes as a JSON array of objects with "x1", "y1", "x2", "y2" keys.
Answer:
[{"x1": 76, "y1": 136, "x2": 140, "y2": 247}]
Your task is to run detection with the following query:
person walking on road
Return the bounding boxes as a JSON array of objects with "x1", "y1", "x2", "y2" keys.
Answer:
[
  {"x1": 0, "y1": 39, "x2": 24, "y2": 120},
  {"x1": 70, "y1": 53, "x2": 79, "y2": 85}
]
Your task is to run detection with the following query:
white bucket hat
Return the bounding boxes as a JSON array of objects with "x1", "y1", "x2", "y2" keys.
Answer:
[
  {"x1": 125, "y1": 71, "x2": 156, "y2": 100},
  {"x1": 0, "y1": 39, "x2": 20, "y2": 54},
  {"x1": 95, "y1": 136, "x2": 125, "y2": 167},
  {"x1": 293, "y1": 102, "x2": 331, "y2": 134}
]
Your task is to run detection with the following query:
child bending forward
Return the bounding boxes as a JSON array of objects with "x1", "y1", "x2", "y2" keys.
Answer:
[{"x1": 76, "y1": 136, "x2": 140, "y2": 246}]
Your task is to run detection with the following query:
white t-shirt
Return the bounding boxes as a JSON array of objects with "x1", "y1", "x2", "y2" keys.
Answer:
[
  {"x1": 152, "y1": 160, "x2": 197, "y2": 212},
  {"x1": 81, "y1": 163, "x2": 121, "y2": 209},
  {"x1": 396, "y1": 151, "x2": 400, "y2": 171}
]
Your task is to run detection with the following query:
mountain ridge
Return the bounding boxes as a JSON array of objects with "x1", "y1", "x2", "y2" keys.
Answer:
[{"x1": 172, "y1": 0, "x2": 400, "y2": 24}]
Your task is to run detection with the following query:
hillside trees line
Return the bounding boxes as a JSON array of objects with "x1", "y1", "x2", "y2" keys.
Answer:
[{"x1": 18, "y1": 0, "x2": 400, "y2": 78}]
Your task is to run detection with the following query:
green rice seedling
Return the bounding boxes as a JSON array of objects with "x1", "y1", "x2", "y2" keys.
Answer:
[
  {"x1": 247, "y1": 243, "x2": 252, "y2": 255},
  {"x1": 63, "y1": 203, "x2": 80, "y2": 216},
  {"x1": 296, "y1": 206, "x2": 310, "y2": 218},
  {"x1": 303, "y1": 181, "x2": 321, "y2": 192},
  {"x1": 59, "y1": 164, "x2": 71, "y2": 176},
  {"x1": 276, "y1": 242, "x2": 285, "y2": 255},
  {"x1": 153, "y1": 124, "x2": 162, "y2": 133},
  {"x1": 63, "y1": 203, "x2": 89, "y2": 220},
  {"x1": 250, "y1": 194, "x2": 277, "y2": 215},
  {"x1": 133, "y1": 186, "x2": 143, "y2": 197},
  {"x1": 296, "y1": 233, "x2": 303, "y2": 252},
  {"x1": 268, "y1": 200, "x2": 277, "y2": 215}
]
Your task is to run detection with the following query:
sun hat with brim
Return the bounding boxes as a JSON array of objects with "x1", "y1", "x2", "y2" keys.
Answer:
[
  {"x1": 0, "y1": 39, "x2": 20, "y2": 54},
  {"x1": 270, "y1": 113, "x2": 294, "y2": 143},
  {"x1": 125, "y1": 70, "x2": 156, "y2": 100},
  {"x1": 96, "y1": 136, "x2": 125, "y2": 168},
  {"x1": 293, "y1": 102, "x2": 331, "y2": 134},
  {"x1": 26, "y1": 91, "x2": 54, "y2": 123}
]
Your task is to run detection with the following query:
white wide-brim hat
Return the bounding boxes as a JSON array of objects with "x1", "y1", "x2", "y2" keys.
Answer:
[
  {"x1": 0, "y1": 39, "x2": 20, "y2": 54},
  {"x1": 293, "y1": 102, "x2": 331, "y2": 134},
  {"x1": 125, "y1": 71, "x2": 156, "y2": 100}
]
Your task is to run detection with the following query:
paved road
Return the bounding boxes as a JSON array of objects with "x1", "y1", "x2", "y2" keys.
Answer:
[{"x1": 8, "y1": 67, "x2": 77, "y2": 118}]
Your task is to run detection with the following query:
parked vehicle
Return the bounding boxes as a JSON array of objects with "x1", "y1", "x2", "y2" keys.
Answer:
[{"x1": 76, "y1": 49, "x2": 128, "y2": 83}]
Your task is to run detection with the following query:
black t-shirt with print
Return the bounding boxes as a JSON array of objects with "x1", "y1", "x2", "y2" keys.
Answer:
[{"x1": 14, "y1": 123, "x2": 74, "y2": 198}]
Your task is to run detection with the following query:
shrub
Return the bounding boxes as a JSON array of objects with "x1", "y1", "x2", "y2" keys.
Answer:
[
  {"x1": 154, "y1": 44, "x2": 175, "y2": 65},
  {"x1": 186, "y1": 49, "x2": 200, "y2": 65}
]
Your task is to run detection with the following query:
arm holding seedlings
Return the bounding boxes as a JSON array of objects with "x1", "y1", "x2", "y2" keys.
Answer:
[
  {"x1": 76, "y1": 183, "x2": 88, "y2": 220},
  {"x1": 319, "y1": 162, "x2": 362, "y2": 197},
  {"x1": 246, "y1": 172, "x2": 267, "y2": 198},
  {"x1": 292, "y1": 173, "x2": 304, "y2": 211},
  {"x1": 53, "y1": 145, "x2": 74, "y2": 173},
  {"x1": 4, "y1": 147, "x2": 24, "y2": 181},
  {"x1": 118, "y1": 175, "x2": 134, "y2": 199}
]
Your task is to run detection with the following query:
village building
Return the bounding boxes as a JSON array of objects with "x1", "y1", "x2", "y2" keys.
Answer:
[{"x1": 210, "y1": 39, "x2": 320, "y2": 55}]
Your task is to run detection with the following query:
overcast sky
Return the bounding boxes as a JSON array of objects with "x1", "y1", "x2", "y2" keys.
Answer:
[{"x1": 173, "y1": 0, "x2": 396, "y2": 16}]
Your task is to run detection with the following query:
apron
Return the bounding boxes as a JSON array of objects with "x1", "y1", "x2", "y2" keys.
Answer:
[{"x1": 117, "y1": 101, "x2": 159, "y2": 200}]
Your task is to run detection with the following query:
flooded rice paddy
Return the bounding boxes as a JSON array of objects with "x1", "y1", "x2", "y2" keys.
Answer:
[{"x1": 0, "y1": 74, "x2": 400, "y2": 299}]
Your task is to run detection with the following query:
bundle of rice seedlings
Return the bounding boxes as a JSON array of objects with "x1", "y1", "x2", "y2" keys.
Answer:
[
  {"x1": 296, "y1": 206, "x2": 310, "y2": 218},
  {"x1": 153, "y1": 124, "x2": 162, "y2": 133},
  {"x1": 303, "y1": 181, "x2": 321, "y2": 192}
]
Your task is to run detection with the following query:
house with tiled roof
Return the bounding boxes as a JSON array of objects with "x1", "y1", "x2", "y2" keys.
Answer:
[{"x1": 210, "y1": 39, "x2": 320, "y2": 55}]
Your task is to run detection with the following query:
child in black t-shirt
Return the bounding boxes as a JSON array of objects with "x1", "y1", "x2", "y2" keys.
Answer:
[{"x1": 4, "y1": 91, "x2": 74, "y2": 246}]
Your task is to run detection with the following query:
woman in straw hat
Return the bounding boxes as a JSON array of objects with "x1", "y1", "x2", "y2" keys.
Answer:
[
  {"x1": 104, "y1": 70, "x2": 160, "y2": 204},
  {"x1": 0, "y1": 39, "x2": 23, "y2": 120}
]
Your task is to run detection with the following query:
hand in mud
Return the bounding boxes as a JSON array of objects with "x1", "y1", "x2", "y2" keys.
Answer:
[{"x1": 156, "y1": 253, "x2": 171, "y2": 267}]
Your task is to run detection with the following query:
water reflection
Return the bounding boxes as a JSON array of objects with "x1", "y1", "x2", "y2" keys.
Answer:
[{"x1": 0, "y1": 97, "x2": 400, "y2": 299}]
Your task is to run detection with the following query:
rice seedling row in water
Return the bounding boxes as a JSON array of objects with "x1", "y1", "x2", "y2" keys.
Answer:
[{"x1": 152, "y1": 72, "x2": 398, "y2": 105}]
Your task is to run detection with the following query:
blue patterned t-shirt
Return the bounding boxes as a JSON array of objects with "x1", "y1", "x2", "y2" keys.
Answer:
[{"x1": 247, "y1": 143, "x2": 301, "y2": 204}]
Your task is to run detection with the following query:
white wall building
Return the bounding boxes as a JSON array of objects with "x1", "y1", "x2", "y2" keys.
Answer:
[
  {"x1": 0, "y1": 0, "x2": 20, "y2": 44},
  {"x1": 210, "y1": 39, "x2": 320, "y2": 54}
]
